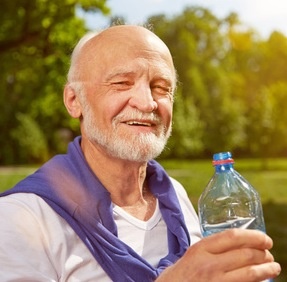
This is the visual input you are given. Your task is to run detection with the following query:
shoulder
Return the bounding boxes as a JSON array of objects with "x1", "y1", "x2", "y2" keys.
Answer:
[
  {"x1": 0, "y1": 193, "x2": 104, "y2": 280},
  {"x1": 0, "y1": 193, "x2": 62, "y2": 279},
  {"x1": 0, "y1": 193, "x2": 78, "y2": 245},
  {"x1": 0, "y1": 193, "x2": 72, "y2": 249},
  {"x1": 0, "y1": 193, "x2": 52, "y2": 220},
  {"x1": 0, "y1": 193, "x2": 63, "y2": 224}
]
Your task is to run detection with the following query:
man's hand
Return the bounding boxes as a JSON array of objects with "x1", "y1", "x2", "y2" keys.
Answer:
[{"x1": 157, "y1": 229, "x2": 281, "y2": 282}]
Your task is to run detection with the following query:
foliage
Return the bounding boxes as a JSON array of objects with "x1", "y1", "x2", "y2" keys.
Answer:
[
  {"x1": 247, "y1": 82, "x2": 287, "y2": 158},
  {"x1": 11, "y1": 113, "x2": 49, "y2": 162},
  {"x1": 0, "y1": 0, "x2": 109, "y2": 164},
  {"x1": 162, "y1": 86, "x2": 204, "y2": 158},
  {"x1": 148, "y1": 8, "x2": 287, "y2": 159}
]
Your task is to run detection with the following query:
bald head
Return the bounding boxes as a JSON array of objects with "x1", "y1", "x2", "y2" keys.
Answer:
[
  {"x1": 64, "y1": 25, "x2": 175, "y2": 162},
  {"x1": 67, "y1": 25, "x2": 177, "y2": 89}
]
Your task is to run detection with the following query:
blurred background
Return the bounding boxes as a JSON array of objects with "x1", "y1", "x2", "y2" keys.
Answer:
[
  {"x1": 1, "y1": 0, "x2": 287, "y2": 164},
  {"x1": 0, "y1": 1, "x2": 287, "y2": 280}
]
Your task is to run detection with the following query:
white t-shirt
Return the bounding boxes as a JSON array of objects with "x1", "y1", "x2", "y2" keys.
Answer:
[{"x1": 0, "y1": 178, "x2": 201, "y2": 282}]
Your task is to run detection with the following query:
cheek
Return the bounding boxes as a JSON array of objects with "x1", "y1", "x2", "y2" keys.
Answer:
[
  {"x1": 100, "y1": 96, "x2": 128, "y2": 123},
  {"x1": 158, "y1": 99, "x2": 173, "y2": 125}
]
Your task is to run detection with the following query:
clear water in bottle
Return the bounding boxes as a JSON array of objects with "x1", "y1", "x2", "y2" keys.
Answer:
[
  {"x1": 202, "y1": 216, "x2": 256, "y2": 237},
  {"x1": 198, "y1": 152, "x2": 266, "y2": 236},
  {"x1": 198, "y1": 152, "x2": 272, "y2": 281}
]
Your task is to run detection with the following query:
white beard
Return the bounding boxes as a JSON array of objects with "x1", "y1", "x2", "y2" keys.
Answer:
[{"x1": 82, "y1": 104, "x2": 171, "y2": 162}]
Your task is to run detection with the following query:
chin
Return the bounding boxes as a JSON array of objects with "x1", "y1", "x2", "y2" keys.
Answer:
[{"x1": 110, "y1": 144, "x2": 165, "y2": 162}]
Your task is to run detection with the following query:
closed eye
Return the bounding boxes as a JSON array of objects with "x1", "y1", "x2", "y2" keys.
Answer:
[
  {"x1": 152, "y1": 85, "x2": 170, "y2": 93},
  {"x1": 152, "y1": 84, "x2": 173, "y2": 99},
  {"x1": 111, "y1": 80, "x2": 134, "y2": 91}
]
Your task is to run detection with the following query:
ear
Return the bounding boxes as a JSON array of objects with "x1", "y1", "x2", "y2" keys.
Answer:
[{"x1": 63, "y1": 84, "x2": 82, "y2": 118}]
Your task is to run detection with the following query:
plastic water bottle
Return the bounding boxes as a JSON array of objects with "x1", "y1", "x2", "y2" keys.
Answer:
[
  {"x1": 198, "y1": 152, "x2": 266, "y2": 237},
  {"x1": 198, "y1": 152, "x2": 273, "y2": 281}
]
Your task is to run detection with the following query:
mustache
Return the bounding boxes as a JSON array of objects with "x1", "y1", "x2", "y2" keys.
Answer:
[{"x1": 113, "y1": 110, "x2": 162, "y2": 124}]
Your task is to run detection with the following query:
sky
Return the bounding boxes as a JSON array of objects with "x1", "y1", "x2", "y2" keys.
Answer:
[{"x1": 81, "y1": 0, "x2": 287, "y2": 38}]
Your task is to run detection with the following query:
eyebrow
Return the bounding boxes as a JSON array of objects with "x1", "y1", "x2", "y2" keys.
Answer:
[
  {"x1": 104, "y1": 66, "x2": 176, "y2": 89},
  {"x1": 152, "y1": 70, "x2": 175, "y2": 90},
  {"x1": 105, "y1": 69, "x2": 136, "y2": 81}
]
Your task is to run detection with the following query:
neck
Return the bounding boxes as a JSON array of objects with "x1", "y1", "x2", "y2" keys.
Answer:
[{"x1": 81, "y1": 138, "x2": 156, "y2": 220}]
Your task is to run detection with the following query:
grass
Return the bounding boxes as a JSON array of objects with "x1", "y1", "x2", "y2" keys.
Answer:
[
  {"x1": 160, "y1": 158, "x2": 287, "y2": 205},
  {"x1": 0, "y1": 159, "x2": 286, "y2": 281},
  {"x1": 0, "y1": 166, "x2": 37, "y2": 190}
]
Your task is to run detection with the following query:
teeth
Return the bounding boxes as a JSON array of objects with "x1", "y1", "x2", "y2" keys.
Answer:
[{"x1": 126, "y1": 121, "x2": 151, "y2": 126}]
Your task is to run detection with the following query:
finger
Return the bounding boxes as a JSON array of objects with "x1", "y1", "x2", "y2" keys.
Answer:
[
  {"x1": 203, "y1": 229, "x2": 273, "y2": 254},
  {"x1": 215, "y1": 248, "x2": 274, "y2": 272},
  {"x1": 224, "y1": 261, "x2": 281, "y2": 282}
]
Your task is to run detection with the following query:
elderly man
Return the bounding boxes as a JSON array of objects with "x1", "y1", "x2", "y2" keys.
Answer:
[{"x1": 0, "y1": 25, "x2": 280, "y2": 281}]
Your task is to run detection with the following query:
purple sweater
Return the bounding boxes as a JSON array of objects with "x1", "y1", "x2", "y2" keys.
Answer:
[{"x1": 1, "y1": 136, "x2": 190, "y2": 281}]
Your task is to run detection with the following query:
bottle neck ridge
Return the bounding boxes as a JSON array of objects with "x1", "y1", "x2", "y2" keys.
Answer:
[
  {"x1": 212, "y1": 158, "x2": 234, "y2": 166},
  {"x1": 212, "y1": 153, "x2": 234, "y2": 173}
]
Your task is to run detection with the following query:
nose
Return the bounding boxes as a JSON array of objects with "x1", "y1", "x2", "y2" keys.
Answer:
[{"x1": 128, "y1": 83, "x2": 158, "y2": 112}]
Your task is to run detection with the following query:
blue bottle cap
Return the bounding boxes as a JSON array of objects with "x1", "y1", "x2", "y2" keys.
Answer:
[
  {"x1": 213, "y1": 152, "x2": 232, "y2": 161},
  {"x1": 212, "y1": 152, "x2": 234, "y2": 166}
]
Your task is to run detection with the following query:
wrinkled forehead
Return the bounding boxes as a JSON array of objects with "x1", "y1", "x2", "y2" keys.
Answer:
[{"x1": 76, "y1": 26, "x2": 176, "y2": 85}]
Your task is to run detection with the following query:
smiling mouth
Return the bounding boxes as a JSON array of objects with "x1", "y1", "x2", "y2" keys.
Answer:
[{"x1": 125, "y1": 121, "x2": 153, "y2": 127}]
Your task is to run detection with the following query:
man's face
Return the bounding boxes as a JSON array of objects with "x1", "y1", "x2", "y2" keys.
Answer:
[{"x1": 77, "y1": 26, "x2": 175, "y2": 162}]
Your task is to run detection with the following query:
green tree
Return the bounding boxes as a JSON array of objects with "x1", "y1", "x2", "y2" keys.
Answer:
[
  {"x1": 228, "y1": 28, "x2": 287, "y2": 158},
  {"x1": 11, "y1": 113, "x2": 49, "y2": 163},
  {"x1": 0, "y1": 0, "x2": 109, "y2": 164},
  {"x1": 247, "y1": 82, "x2": 287, "y2": 161},
  {"x1": 2, "y1": 2, "x2": 287, "y2": 163},
  {"x1": 149, "y1": 7, "x2": 246, "y2": 157},
  {"x1": 163, "y1": 86, "x2": 204, "y2": 158}
]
